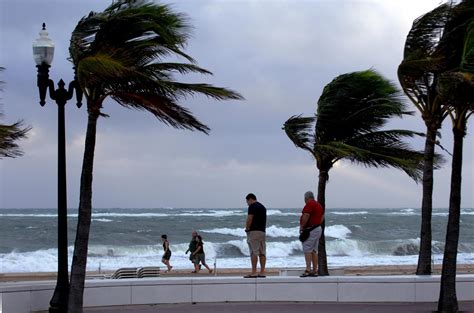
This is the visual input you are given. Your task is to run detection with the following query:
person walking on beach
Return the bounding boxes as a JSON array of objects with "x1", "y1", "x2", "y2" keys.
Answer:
[
  {"x1": 299, "y1": 191, "x2": 324, "y2": 277},
  {"x1": 185, "y1": 230, "x2": 199, "y2": 266},
  {"x1": 191, "y1": 235, "x2": 213, "y2": 274},
  {"x1": 161, "y1": 234, "x2": 173, "y2": 272},
  {"x1": 244, "y1": 193, "x2": 267, "y2": 278}
]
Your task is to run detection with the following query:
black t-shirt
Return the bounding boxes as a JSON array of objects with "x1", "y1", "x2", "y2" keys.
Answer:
[
  {"x1": 196, "y1": 242, "x2": 204, "y2": 254},
  {"x1": 248, "y1": 201, "x2": 267, "y2": 232}
]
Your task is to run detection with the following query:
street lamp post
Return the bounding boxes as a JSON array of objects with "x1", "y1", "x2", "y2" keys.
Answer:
[{"x1": 33, "y1": 23, "x2": 83, "y2": 313}]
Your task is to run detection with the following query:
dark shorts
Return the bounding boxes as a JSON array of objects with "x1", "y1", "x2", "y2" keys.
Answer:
[
  {"x1": 162, "y1": 250, "x2": 171, "y2": 260},
  {"x1": 193, "y1": 253, "x2": 206, "y2": 265}
]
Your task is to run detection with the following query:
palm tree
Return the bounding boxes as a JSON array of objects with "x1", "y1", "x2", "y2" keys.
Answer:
[
  {"x1": 67, "y1": 1, "x2": 242, "y2": 311},
  {"x1": 436, "y1": 2, "x2": 474, "y2": 311},
  {"x1": 398, "y1": 2, "x2": 453, "y2": 275},
  {"x1": 0, "y1": 67, "x2": 30, "y2": 158},
  {"x1": 284, "y1": 69, "x2": 426, "y2": 275}
]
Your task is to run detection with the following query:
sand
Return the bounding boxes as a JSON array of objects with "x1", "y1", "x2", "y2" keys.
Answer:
[{"x1": 1, "y1": 264, "x2": 474, "y2": 282}]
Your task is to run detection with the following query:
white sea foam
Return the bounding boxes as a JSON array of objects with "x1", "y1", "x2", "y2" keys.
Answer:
[
  {"x1": 325, "y1": 225, "x2": 352, "y2": 239},
  {"x1": 92, "y1": 218, "x2": 113, "y2": 222},
  {"x1": 224, "y1": 239, "x2": 302, "y2": 257},
  {"x1": 267, "y1": 210, "x2": 299, "y2": 216},
  {"x1": 178, "y1": 210, "x2": 245, "y2": 217},
  {"x1": 331, "y1": 211, "x2": 368, "y2": 215},
  {"x1": 0, "y1": 213, "x2": 60, "y2": 217},
  {"x1": 202, "y1": 225, "x2": 300, "y2": 238},
  {"x1": 387, "y1": 211, "x2": 418, "y2": 216},
  {"x1": 202, "y1": 224, "x2": 352, "y2": 240},
  {"x1": 2, "y1": 243, "x2": 473, "y2": 273},
  {"x1": 0, "y1": 213, "x2": 170, "y2": 218},
  {"x1": 326, "y1": 239, "x2": 366, "y2": 257}
]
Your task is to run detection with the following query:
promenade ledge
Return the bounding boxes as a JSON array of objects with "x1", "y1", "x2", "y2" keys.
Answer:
[{"x1": 1, "y1": 274, "x2": 473, "y2": 313}]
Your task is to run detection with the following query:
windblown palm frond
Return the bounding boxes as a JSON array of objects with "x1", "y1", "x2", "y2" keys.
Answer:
[
  {"x1": 398, "y1": 3, "x2": 451, "y2": 113},
  {"x1": 0, "y1": 67, "x2": 30, "y2": 158},
  {"x1": 110, "y1": 91, "x2": 210, "y2": 133},
  {"x1": 70, "y1": 0, "x2": 243, "y2": 132},
  {"x1": 436, "y1": 10, "x2": 474, "y2": 124},
  {"x1": 0, "y1": 121, "x2": 30, "y2": 158},
  {"x1": 461, "y1": 20, "x2": 474, "y2": 71},
  {"x1": 284, "y1": 69, "x2": 427, "y2": 182},
  {"x1": 317, "y1": 70, "x2": 410, "y2": 143},
  {"x1": 283, "y1": 115, "x2": 316, "y2": 156}
]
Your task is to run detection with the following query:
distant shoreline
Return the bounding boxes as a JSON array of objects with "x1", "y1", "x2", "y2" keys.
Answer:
[{"x1": 1, "y1": 264, "x2": 473, "y2": 282}]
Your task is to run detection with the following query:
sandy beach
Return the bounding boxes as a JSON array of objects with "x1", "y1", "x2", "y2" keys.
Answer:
[{"x1": 2, "y1": 264, "x2": 474, "y2": 282}]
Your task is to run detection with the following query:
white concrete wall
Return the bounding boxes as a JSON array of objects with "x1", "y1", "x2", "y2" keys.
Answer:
[{"x1": 1, "y1": 275, "x2": 473, "y2": 313}]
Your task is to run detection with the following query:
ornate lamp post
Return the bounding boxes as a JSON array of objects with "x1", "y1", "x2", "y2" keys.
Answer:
[{"x1": 33, "y1": 23, "x2": 82, "y2": 313}]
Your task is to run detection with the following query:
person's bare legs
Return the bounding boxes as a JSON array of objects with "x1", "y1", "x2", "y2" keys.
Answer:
[
  {"x1": 202, "y1": 261, "x2": 213, "y2": 273},
  {"x1": 311, "y1": 251, "x2": 318, "y2": 274},
  {"x1": 259, "y1": 255, "x2": 266, "y2": 275},
  {"x1": 304, "y1": 253, "x2": 312, "y2": 272},
  {"x1": 162, "y1": 259, "x2": 172, "y2": 272},
  {"x1": 250, "y1": 254, "x2": 258, "y2": 275}
]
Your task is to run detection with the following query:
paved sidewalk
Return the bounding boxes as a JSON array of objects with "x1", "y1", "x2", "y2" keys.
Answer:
[{"x1": 84, "y1": 301, "x2": 474, "y2": 313}]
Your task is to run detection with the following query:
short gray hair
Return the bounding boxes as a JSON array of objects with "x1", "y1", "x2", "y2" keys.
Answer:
[{"x1": 304, "y1": 191, "x2": 315, "y2": 200}]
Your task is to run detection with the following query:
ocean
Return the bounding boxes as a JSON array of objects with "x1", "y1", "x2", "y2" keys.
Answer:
[{"x1": 1, "y1": 207, "x2": 473, "y2": 273}]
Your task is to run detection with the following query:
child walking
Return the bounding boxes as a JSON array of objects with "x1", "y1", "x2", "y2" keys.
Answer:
[{"x1": 161, "y1": 234, "x2": 173, "y2": 272}]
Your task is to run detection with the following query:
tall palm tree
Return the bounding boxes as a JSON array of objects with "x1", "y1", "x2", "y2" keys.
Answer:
[
  {"x1": 436, "y1": 2, "x2": 474, "y2": 311},
  {"x1": 0, "y1": 67, "x2": 30, "y2": 158},
  {"x1": 398, "y1": 2, "x2": 453, "y2": 275},
  {"x1": 284, "y1": 69, "x2": 426, "y2": 275},
  {"x1": 68, "y1": 1, "x2": 242, "y2": 311}
]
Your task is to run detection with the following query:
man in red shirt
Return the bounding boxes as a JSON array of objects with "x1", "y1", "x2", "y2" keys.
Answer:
[{"x1": 299, "y1": 191, "x2": 324, "y2": 277}]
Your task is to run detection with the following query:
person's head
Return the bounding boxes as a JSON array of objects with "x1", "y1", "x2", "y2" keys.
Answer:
[
  {"x1": 192, "y1": 231, "x2": 198, "y2": 238},
  {"x1": 161, "y1": 234, "x2": 167, "y2": 241},
  {"x1": 245, "y1": 193, "x2": 257, "y2": 206},
  {"x1": 304, "y1": 191, "x2": 315, "y2": 203}
]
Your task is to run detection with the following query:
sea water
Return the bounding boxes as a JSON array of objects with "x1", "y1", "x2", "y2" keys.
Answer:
[{"x1": 1, "y1": 207, "x2": 473, "y2": 272}]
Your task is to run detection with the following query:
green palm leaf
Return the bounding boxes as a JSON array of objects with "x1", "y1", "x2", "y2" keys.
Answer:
[
  {"x1": 70, "y1": 0, "x2": 243, "y2": 132},
  {"x1": 0, "y1": 67, "x2": 30, "y2": 158},
  {"x1": 284, "y1": 69, "x2": 427, "y2": 181},
  {"x1": 283, "y1": 115, "x2": 316, "y2": 157}
]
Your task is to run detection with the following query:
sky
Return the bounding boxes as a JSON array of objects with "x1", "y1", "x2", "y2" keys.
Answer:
[{"x1": 0, "y1": 0, "x2": 473, "y2": 209}]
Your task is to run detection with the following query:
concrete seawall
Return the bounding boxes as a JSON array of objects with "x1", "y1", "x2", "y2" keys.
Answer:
[{"x1": 1, "y1": 275, "x2": 474, "y2": 313}]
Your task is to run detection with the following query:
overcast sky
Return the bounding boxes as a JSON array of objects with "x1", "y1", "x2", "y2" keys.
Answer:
[{"x1": 0, "y1": 0, "x2": 472, "y2": 209}]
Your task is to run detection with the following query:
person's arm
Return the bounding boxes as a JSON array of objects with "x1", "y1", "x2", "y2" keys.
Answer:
[
  {"x1": 185, "y1": 242, "x2": 190, "y2": 254},
  {"x1": 300, "y1": 213, "x2": 310, "y2": 232},
  {"x1": 245, "y1": 214, "x2": 254, "y2": 232}
]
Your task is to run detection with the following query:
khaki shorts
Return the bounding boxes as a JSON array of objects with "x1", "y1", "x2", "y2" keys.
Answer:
[
  {"x1": 246, "y1": 230, "x2": 266, "y2": 256},
  {"x1": 302, "y1": 226, "x2": 322, "y2": 253}
]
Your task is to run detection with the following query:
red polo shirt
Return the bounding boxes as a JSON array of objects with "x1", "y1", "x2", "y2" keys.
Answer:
[{"x1": 300, "y1": 199, "x2": 324, "y2": 227}]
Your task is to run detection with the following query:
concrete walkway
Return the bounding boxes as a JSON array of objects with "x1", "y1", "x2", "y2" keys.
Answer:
[{"x1": 83, "y1": 301, "x2": 474, "y2": 313}]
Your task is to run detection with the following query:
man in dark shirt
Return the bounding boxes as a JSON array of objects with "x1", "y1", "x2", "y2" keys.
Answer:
[
  {"x1": 244, "y1": 193, "x2": 267, "y2": 278},
  {"x1": 185, "y1": 230, "x2": 198, "y2": 267}
]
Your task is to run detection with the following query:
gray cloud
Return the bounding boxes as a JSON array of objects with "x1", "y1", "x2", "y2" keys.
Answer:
[{"x1": 0, "y1": 0, "x2": 472, "y2": 209}]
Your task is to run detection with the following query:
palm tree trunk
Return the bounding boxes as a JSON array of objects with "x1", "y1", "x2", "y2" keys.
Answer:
[
  {"x1": 68, "y1": 108, "x2": 99, "y2": 313},
  {"x1": 437, "y1": 126, "x2": 464, "y2": 313},
  {"x1": 417, "y1": 125, "x2": 437, "y2": 275},
  {"x1": 317, "y1": 168, "x2": 329, "y2": 276}
]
